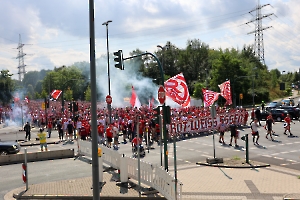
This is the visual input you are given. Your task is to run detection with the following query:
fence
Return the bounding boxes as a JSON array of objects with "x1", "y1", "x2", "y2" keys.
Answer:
[{"x1": 78, "y1": 139, "x2": 182, "y2": 200}]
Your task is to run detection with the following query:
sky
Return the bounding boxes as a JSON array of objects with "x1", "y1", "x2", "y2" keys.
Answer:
[{"x1": 0, "y1": 0, "x2": 299, "y2": 81}]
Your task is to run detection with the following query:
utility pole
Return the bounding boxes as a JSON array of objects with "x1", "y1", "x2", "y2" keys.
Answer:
[
  {"x1": 16, "y1": 34, "x2": 26, "y2": 81},
  {"x1": 245, "y1": 0, "x2": 274, "y2": 65}
]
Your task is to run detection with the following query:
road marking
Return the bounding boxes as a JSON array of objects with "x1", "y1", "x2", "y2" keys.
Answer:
[
  {"x1": 271, "y1": 153, "x2": 279, "y2": 155},
  {"x1": 288, "y1": 159, "x2": 297, "y2": 162},
  {"x1": 274, "y1": 157, "x2": 284, "y2": 160},
  {"x1": 261, "y1": 155, "x2": 272, "y2": 157},
  {"x1": 280, "y1": 163, "x2": 289, "y2": 166},
  {"x1": 281, "y1": 152, "x2": 289, "y2": 154},
  {"x1": 286, "y1": 143, "x2": 293, "y2": 145},
  {"x1": 290, "y1": 150, "x2": 298, "y2": 152}
]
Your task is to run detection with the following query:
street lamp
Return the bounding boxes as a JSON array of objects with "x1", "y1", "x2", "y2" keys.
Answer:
[{"x1": 102, "y1": 20, "x2": 112, "y2": 124}]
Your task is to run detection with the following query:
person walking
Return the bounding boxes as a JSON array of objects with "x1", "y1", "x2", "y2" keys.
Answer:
[
  {"x1": 265, "y1": 114, "x2": 274, "y2": 141},
  {"x1": 217, "y1": 118, "x2": 227, "y2": 144},
  {"x1": 251, "y1": 118, "x2": 260, "y2": 145},
  {"x1": 23, "y1": 122, "x2": 31, "y2": 141},
  {"x1": 66, "y1": 119, "x2": 74, "y2": 141},
  {"x1": 47, "y1": 120, "x2": 52, "y2": 138},
  {"x1": 37, "y1": 128, "x2": 48, "y2": 151},
  {"x1": 106, "y1": 123, "x2": 113, "y2": 148},
  {"x1": 254, "y1": 107, "x2": 262, "y2": 126},
  {"x1": 229, "y1": 120, "x2": 239, "y2": 148},
  {"x1": 283, "y1": 114, "x2": 294, "y2": 136},
  {"x1": 57, "y1": 121, "x2": 64, "y2": 142},
  {"x1": 97, "y1": 122, "x2": 105, "y2": 144}
]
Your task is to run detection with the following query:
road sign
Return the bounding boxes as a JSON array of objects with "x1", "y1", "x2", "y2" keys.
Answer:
[
  {"x1": 210, "y1": 104, "x2": 217, "y2": 118},
  {"x1": 106, "y1": 95, "x2": 112, "y2": 104},
  {"x1": 240, "y1": 93, "x2": 243, "y2": 100},
  {"x1": 158, "y1": 85, "x2": 166, "y2": 104}
]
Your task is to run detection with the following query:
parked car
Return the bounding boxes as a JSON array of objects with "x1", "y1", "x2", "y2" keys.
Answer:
[
  {"x1": 281, "y1": 99, "x2": 295, "y2": 106},
  {"x1": 0, "y1": 141, "x2": 21, "y2": 155},
  {"x1": 260, "y1": 109, "x2": 288, "y2": 122},
  {"x1": 278, "y1": 106, "x2": 300, "y2": 119},
  {"x1": 265, "y1": 101, "x2": 281, "y2": 111}
]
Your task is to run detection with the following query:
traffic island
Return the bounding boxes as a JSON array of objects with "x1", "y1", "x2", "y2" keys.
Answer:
[{"x1": 197, "y1": 157, "x2": 270, "y2": 168}]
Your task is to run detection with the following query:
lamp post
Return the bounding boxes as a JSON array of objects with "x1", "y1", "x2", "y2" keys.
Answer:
[
  {"x1": 102, "y1": 20, "x2": 113, "y2": 124},
  {"x1": 157, "y1": 45, "x2": 164, "y2": 71}
]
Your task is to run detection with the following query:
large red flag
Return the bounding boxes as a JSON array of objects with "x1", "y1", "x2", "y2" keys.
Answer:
[
  {"x1": 218, "y1": 80, "x2": 232, "y2": 105},
  {"x1": 164, "y1": 73, "x2": 190, "y2": 107},
  {"x1": 202, "y1": 89, "x2": 220, "y2": 107},
  {"x1": 51, "y1": 90, "x2": 62, "y2": 100},
  {"x1": 130, "y1": 86, "x2": 141, "y2": 108}
]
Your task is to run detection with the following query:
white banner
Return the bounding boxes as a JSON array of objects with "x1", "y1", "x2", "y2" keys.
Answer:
[{"x1": 169, "y1": 111, "x2": 246, "y2": 135}]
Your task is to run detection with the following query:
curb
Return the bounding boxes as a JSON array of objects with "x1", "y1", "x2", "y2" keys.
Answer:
[
  {"x1": 20, "y1": 141, "x2": 59, "y2": 147},
  {"x1": 196, "y1": 162, "x2": 271, "y2": 168}
]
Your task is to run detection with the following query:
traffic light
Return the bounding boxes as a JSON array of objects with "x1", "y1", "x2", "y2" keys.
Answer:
[
  {"x1": 113, "y1": 50, "x2": 124, "y2": 70},
  {"x1": 68, "y1": 102, "x2": 73, "y2": 112},
  {"x1": 163, "y1": 106, "x2": 171, "y2": 124},
  {"x1": 280, "y1": 82, "x2": 285, "y2": 90},
  {"x1": 73, "y1": 102, "x2": 78, "y2": 112},
  {"x1": 153, "y1": 106, "x2": 161, "y2": 124},
  {"x1": 44, "y1": 98, "x2": 49, "y2": 108}
]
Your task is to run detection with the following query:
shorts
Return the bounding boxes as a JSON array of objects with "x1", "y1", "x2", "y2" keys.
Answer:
[
  {"x1": 107, "y1": 137, "x2": 112, "y2": 143},
  {"x1": 230, "y1": 132, "x2": 236, "y2": 137},
  {"x1": 267, "y1": 126, "x2": 272, "y2": 131},
  {"x1": 40, "y1": 143, "x2": 47, "y2": 149},
  {"x1": 220, "y1": 131, "x2": 225, "y2": 136},
  {"x1": 114, "y1": 136, "x2": 119, "y2": 142},
  {"x1": 252, "y1": 131, "x2": 259, "y2": 136}
]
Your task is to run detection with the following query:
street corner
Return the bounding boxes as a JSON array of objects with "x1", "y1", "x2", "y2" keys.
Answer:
[
  {"x1": 4, "y1": 186, "x2": 26, "y2": 200},
  {"x1": 283, "y1": 193, "x2": 300, "y2": 200},
  {"x1": 196, "y1": 157, "x2": 271, "y2": 168}
]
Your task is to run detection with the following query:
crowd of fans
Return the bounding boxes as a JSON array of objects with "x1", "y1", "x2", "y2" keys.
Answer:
[{"x1": 0, "y1": 100, "x2": 248, "y2": 147}]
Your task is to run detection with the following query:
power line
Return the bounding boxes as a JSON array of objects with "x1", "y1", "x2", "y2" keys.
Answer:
[{"x1": 244, "y1": 0, "x2": 274, "y2": 65}]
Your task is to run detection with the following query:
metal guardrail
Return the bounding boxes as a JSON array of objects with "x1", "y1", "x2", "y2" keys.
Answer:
[{"x1": 78, "y1": 139, "x2": 182, "y2": 200}]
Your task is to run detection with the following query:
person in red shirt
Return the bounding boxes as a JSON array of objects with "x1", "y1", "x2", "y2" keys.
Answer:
[
  {"x1": 106, "y1": 124, "x2": 113, "y2": 148},
  {"x1": 47, "y1": 120, "x2": 52, "y2": 138},
  {"x1": 283, "y1": 114, "x2": 294, "y2": 136},
  {"x1": 97, "y1": 122, "x2": 105, "y2": 144}
]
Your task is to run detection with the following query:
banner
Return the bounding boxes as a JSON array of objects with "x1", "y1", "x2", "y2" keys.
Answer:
[{"x1": 168, "y1": 111, "x2": 246, "y2": 136}]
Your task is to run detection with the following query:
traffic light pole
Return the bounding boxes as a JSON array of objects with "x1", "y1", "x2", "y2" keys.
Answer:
[
  {"x1": 61, "y1": 79, "x2": 78, "y2": 113},
  {"x1": 123, "y1": 52, "x2": 168, "y2": 171}
]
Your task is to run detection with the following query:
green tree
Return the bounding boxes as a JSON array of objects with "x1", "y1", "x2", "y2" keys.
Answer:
[
  {"x1": 85, "y1": 85, "x2": 91, "y2": 101},
  {"x1": 0, "y1": 70, "x2": 14, "y2": 105},
  {"x1": 193, "y1": 82, "x2": 205, "y2": 99}
]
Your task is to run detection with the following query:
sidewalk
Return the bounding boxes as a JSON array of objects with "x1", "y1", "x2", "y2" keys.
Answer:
[{"x1": 4, "y1": 161, "x2": 300, "y2": 200}]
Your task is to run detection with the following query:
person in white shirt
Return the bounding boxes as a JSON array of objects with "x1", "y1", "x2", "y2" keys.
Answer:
[
  {"x1": 250, "y1": 118, "x2": 260, "y2": 145},
  {"x1": 217, "y1": 118, "x2": 227, "y2": 144},
  {"x1": 112, "y1": 124, "x2": 119, "y2": 149},
  {"x1": 76, "y1": 118, "x2": 82, "y2": 138}
]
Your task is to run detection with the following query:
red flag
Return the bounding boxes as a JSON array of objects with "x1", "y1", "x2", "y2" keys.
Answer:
[
  {"x1": 130, "y1": 86, "x2": 141, "y2": 108},
  {"x1": 202, "y1": 89, "x2": 220, "y2": 107},
  {"x1": 218, "y1": 80, "x2": 232, "y2": 105},
  {"x1": 51, "y1": 90, "x2": 62, "y2": 100},
  {"x1": 164, "y1": 73, "x2": 190, "y2": 107},
  {"x1": 24, "y1": 96, "x2": 29, "y2": 103}
]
